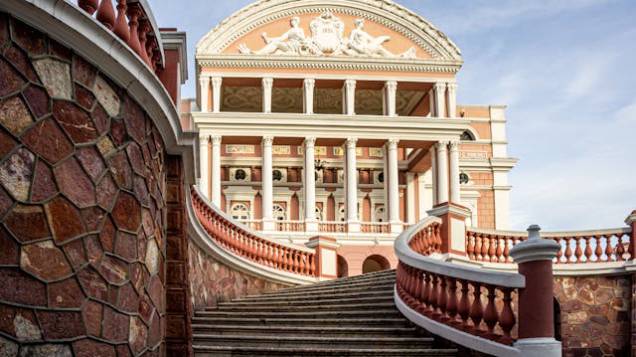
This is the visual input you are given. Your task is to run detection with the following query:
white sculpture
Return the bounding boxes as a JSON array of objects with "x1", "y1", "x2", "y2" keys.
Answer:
[{"x1": 238, "y1": 13, "x2": 417, "y2": 59}]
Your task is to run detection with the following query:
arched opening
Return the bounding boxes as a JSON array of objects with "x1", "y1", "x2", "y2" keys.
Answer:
[
  {"x1": 337, "y1": 255, "x2": 349, "y2": 278},
  {"x1": 554, "y1": 298, "x2": 562, "y2": 341},
  {"x1": 362, "y1": 254, "x2": 390, "y2": 274}
]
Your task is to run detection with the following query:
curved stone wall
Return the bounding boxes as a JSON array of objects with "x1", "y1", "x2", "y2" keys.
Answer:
[{"x1": 0, "y1": 14, "x2": 168, "y2": 356}]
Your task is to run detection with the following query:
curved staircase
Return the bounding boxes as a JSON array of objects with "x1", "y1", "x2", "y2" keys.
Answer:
[{"x1": 192, "y1": 270, "x2": 457, "y2": 356}]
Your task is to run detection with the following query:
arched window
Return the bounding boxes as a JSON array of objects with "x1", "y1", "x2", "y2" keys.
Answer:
[
  {"x1": 337, "y1": 255, "x2": 349, "y2": 278},
  {"x1": 231, "y1": 203, "x2": 250, "y2": 220},
  {"x1": 362, "y1": 255, "x2": 391, "y2": 274},
  {"x1": 460, "y1": 130, "x2": 475, "y2": 141},
  {"x1": 273, "y1": 204, "x2": 286, "y2": 221}
]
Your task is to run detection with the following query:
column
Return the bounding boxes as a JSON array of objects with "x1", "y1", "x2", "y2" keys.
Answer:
[
  {"x1": 262, "y1": 136, "x2": 274, "y2": 231},
  {"x1": 406, "y1": 172, "x2": 416, "y2": 224},
  {"x1": 427, "y1": 89, "x2": 434, "y2": 118},
  {"x1": 344, "y1": 79, "x2": 356, "y2": 115},
  {"x1": 345, "y1": 138, "x2": 360, "y2": 232},
  {"x1": 199, "y1": 76, "x2": 210, "y2": 112},
  {"x1": 262, "y1": 77, "x2": 273, "y2": 113},
  {"x1": 384, "y1": 80, "x2": 398, "y2": 117},
  {"x1": 429, "y1": 145, "x2": 438, "y2": 205},
  {"x1": 304, "y1": 137, "x2": 317, "y2": 231},
  {"x1": 446, "y1": 83, "x2": 457, "y2": 118},
  {"x1": 436, "y1": 141, "x2": 449, "y2": 204},
  {"x1": 303, "y1": 78, "x2": 315, "y2": 114},
  {"x1": 211, "y1": 77, "x2": 222, "y2": 113},
  {"x1": 387, "y1": 139, "x2": 401, "y2": 233},
  {"x1": 210, "y1": 135, "x2": 222, "y2": 206},
  {"x1": 449, "y1": 140, "x2": 461, "y2": 204},
  {"x1": 198, "y1": 135, "x2": 209, "y2": 198},
  {"x1": 433, "y1": 82, "x2": 446, "y2": 118}
]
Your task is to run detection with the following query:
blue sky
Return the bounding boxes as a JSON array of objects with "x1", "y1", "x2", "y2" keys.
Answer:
[{"x1": 152, "y1": 0, "x2": 636, "y2": 230}]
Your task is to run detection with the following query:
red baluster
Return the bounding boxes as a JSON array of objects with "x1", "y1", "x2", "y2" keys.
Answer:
[
  {"x1": 604, "y1": 235, "x2": 614, "y2": 261},
  {"x1": 616, "y1": 234, "x2": 626, "y2": 261},
  {"x1": 420, "y1": 272, "x2": 431, "y2": 314},
  {"x1": 482, "y1": 235, "x2": 491, "y2": 262},
  {"x1": 138, "y1": 19, "x2": 152, "y2": 65},
  {"x1": 446, "y1": 277, "x2": 458, "y2": 323},
  {"x1": 499, "y1": 288, "x2": 516, "y2": 345},
  {"x1": 457, "y1": 279, "x2": 470, "y2": 330},
  {"x1": 574, "y1": 236, "x2": 583, "y2": 263},
  {"x1": 96, "y1": 0, "x2": 116, "y2": 29},
  {"x1": 564, "y1": 237, "x2": 573, "y2": 263},
  {"x1": 489, "y1": 235, "x2": 498, "y2": 262},
  {"x1": 113, "y1": 0, "x2": 129, "y2": 41},
  {"x1": 469, "y1": 282, "x2": 484, "y2": 333},
  {"x1": 584, "y1": 236, "x2": 593, "y2": 262},
  {"x1": 438, "y1": 276, "x2": 448, "y2": 321},
  {"x1": 483, "y1": 285, "x2": 498, "y2": 338},
  {"x1": 475, "y1": 234, "x2": 483, "y2": 261},
  {"x1": 554, "y1": 237, "x2": 563, "y2": 263},
  {"x1": 594, "y1": 235, "x2": 603, "y2": 262},
  {"x1": 503, "y1": 237, "x2": 511, "y2": 263},
  {"x1": 427, "y1": 274, "x2": 437, "y2": 317},
  {"x1": 78, "y1": 0, "x2": 99, "y2": 14},
  {"x1": 467, "y1": 231, "x2": 475, "y2": 259}
]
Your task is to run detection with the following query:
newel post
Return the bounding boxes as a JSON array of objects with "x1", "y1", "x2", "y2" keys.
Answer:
[
  {"x1": 626, "y1": 210, "x2": 636, "y2": 259},
  {"x1": 305, "y1": 236, "x2": 339, "y2": 281},
  {"x1": 510, "y1": 225, "x2": 561, "y2": 357},
  {"x1": 427, "y1": 203, "x2": 471, "y2": 255}
]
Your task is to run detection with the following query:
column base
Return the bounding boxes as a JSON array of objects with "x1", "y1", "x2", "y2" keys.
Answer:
[
  {"x1": 513, "y1": 338, "x2": 561, "y2": 357},
  {"x1": 347, "y1": 221, "x2": 360, "y2": 233},
  {"x1": 390, "y1": 221, "x2": 403, "y2": 234},
  {"x1": 262, "y1": 219, "x2": 275, "y2": 232},
  {"x1": 305, "y1": 219, "x2": 318, "y2": 233}
]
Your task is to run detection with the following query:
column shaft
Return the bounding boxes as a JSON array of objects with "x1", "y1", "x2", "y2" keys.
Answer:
[
  {"x1": 385, "y1": 81, "x2": 398, "y2": 116},
  {"x1": 345, "y1": 138, "x2": 359, "y2": 230},
  {"x1": 304, "y1": 137, "x2": 317, "y2": 224},
  {"x1": 304, "y1": 78, "x2": 315, "y2": 114},
  {"x1": 449, "y1": 141, "x2": 461, "y2": 203},
  {"x1": 199, "y1": 135, "x2": 209, "y2": 198},
  {"x1": 262, "y1": 137, "x2": 274, "y2": 229},
  {"x1": 447, "y1": 83, "x2": 457, "y2": 118},
  {"x1": 387, "y1": 139, "x2": 400, "y2": 223},
  {"x1": 199, "y1": 77, "x2": 210, "y2": 112},
  {"x1": 211, "y1": 77, "x2": 222, "y2": 113},
  {"x1": 436, "y1": 141, "x2": 449, "y2": 204},
  {"x1": 434, "y1": 82, "x2": 447, "y2": 118},
  {"x1": 344, "y1": 79, "x2": 356, "y2": 115},
  {"x1": 211, "y1": 136, "x2": 222, "y2": 206},
  {"x1": 262, "y1": 77, "x2": 273, "y2": 113}
]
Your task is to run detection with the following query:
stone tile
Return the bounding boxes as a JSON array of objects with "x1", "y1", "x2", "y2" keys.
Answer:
[
  {"x1": 109, "y1": 151, "x2": 133, "y2": 190},
  {"x1": 73, "y1": 339, "x2": 116, "y2": 357},
  {"x1": 48, "y1": 39, "x2": 72, "y2": 62},
  {"x1": 31, "y1": 160, "x2": 57, "y2": 202},
  {"x1": 81, "y1": 206, "x2": 106, "y2": 232},
  {"x1": 19, "y1": 344, "x2": 72, "y2": 357},
  {"x1": 36, "y1": 310, "x2": 85, "y2": 339},
  {"x1": 147, "y1": 275, "x2": 164, "y2": 312},
  {"x1": 48, "y1": 277, "x2": 84, "y2": 308},
  {"x1": 72, "y1": 56, "x2": 97, "y2": 88},
  {"x1": 23, "y1": 84, "x2": 50, "y2": 118},
  {"x1": 32, "y1": 58, "x2": 72, "y2": 100},
  {"x1": 99, "y1": 217, "x2": 116, "y2": 252},
  {"x1": 93, "y1": 76, "x2": 121, "y2": 117},
  {"x1": 85, "y1": 235, "x2": 104, "y2": 266},
  {"x1": 13, "y1": 309, "x2": 42, "y2": 341},
  {"x1": 128, "y1": 316, "x2": 147, "y2": 354},
  {"x1": 10, "y1": 19, "x2": 47, "y2": 56},
  {"x1": 112, "y1": 192, "x2": 141, "y2": 232},
  {"x1": 0, "y1": 13, "x2": 8, "y2": 46},
  {"x1": 76, "y1": 146, "x2": 105, "y2": 182},
  {"x1": 0, "y1": 336, "x2": 18, "y2": 357},
  {"x1": 0, "y1": 147, "x2": 34, "y2": 201},
  {"x1": 52, "y1": 100, "x2": 98, "y2": 143},
  {"x1": 116, "y1": 345, "x2": 132, "y2": 357},
  {"x1": 0, "y1": 227, "x2": 19, "y2": 265},
  {"x1": 21, "y1": 118, "x2": 73, "y2": 164},
  {"x1": 111, "y1": 119, "x2": 128, "y2": 147},
  {"x1": 20, "y1": 240, "x2": 72, "y2": 281},
  {"x1": 63, "y1": 238, "x2": 86, "y2": 270},
  {"x1": 138, "y1": 294, "x2": 154, "y2": 324},
  {"x1": 0, "y1": 58, "x2": 25, "y2": 97},
  {"x1": 0, "y1": 128, "x2": 16, "y2": 158},
  {"x1": 54, "y1": 157, "x2": 96, "y2": 208},
  {"x1": 3, "y1": 45, "x2": 39, "y2": 82},
  {"x1": 134, "y1": 176, "x2": 151, "y2": 207},
  {"x1": 75, "y1": 85, "x2": 95, "y2": 110},
  {"x1": 116, "y1": 283, "x2": 139, "y2": 313},
  {"x1": 4, "y1": 204, "x2": 50, "y2": 242},
  {"x1": 0, "y1": 268, "x2": 47, "y2": 306},
  {"x1": 45, "y1": 196, "x2": 85, "y2": 244},
  {"x1": 126, "y1": 142, "x2": 145, "y2": 175},
  {"x1": 102, "y1": 306, "x2": 129, "y2": 342},
  {"x1": 122, "y1": 97, "x2": 145, "y2": 144},
  {"x1": 82, "y1": 300, "x2": 102, "y2": 337},
  {"x1": 141, "y1": 209, "x2": 154, "y2": 237},
  {"x1": 0, "y1": 96, "x2": 33, "y2": 136},
  {"x1": 147, "y1": 313, "x2": 162, "y2": 348},
  {"x1": 145, "y1": 239, "x2": 160, "y2": 276},
  {"x1": 115, "y1": 231, "x2": 137, "y2": 262},
  {"x1": 77, "y1": 266, "x2": 108, "y2": 301},
  {"x1": 97, "y1": 136, "x2": 116, "y2": 157},
  {"x1": 92, "y1": 104, "x2": 110, "y2": 134},
  {"x1": 98, "y1": 255, "x2": 128, "y2": 285}
]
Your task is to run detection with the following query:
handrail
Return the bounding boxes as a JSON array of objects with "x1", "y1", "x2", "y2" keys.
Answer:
[
  {"x1": 395, "y1": 217, "x2": 526, "y2": 356},
  {"x1": 190, "y1": 187, "x2": 317, "y2": 279},
  {"x1": 74, "y1": 0, "x2": 164, "y2": 72},
  {"x1": 466, "y1": 227, "x2": 632, "y2": 264}
]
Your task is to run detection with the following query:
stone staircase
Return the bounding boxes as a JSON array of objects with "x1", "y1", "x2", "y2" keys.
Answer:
[{"x1": 192, "y1": 270, "x2": 457, "y2": 356}]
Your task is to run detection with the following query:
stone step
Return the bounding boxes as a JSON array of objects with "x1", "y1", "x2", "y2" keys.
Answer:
[
  {"x1": 191, "y1": 324, "x2": 420, "y2": 337},
  {"x1": 253, "y1": 281, "x2": 395, "y2": 298},
  {"x1": 192, "y1": 334, "x2": 435, "y2": 349},
  {"x1": 274, "y1": 270, "x2": 395, "y2": 292},
  {"x1": 234, "y1": 289, "x2": 393, "y2": 303},
  {"x1": 213, "y1": 295, "x2": 394, "y2": 309},
  {"x1": 193, "y1": 345, "x2": 457, "y2": 357},
  {"x1": 191, "y1": 317, "x2": 412, "y2": 327},
  {"x1": 213, "y1": 301, "x2": 396, "y2": 313},
  {"x1": 194, "y1": 309, "x2": 403, "y2": 319}
]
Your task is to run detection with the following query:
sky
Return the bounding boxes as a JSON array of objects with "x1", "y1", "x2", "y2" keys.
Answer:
[{"x1": 152, "y1": 0, "x2": 636, "y2": 231}]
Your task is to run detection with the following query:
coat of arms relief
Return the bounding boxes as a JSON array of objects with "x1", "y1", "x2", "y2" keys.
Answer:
[{"x1": 238, "y1": 12, "x2": 417, "y2": 59}]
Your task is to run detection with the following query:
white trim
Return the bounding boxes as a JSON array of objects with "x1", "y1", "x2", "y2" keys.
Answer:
[{"x1": 394, "y1": 287, "x2": 522, "y2": 357}]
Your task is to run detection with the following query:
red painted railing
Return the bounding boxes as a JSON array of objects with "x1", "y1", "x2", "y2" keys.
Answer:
[
  {"x1": 408, "y1": 221, "x2": 442, "y2": 255},
  {"x1": 466, "y1": 227, "x2": 632, "y2": 264},
  {"x1": 75, "y1": 0, "x2": 164, "y2": 72},
  {"x1": 191, "y1": 188, "x2": 316, "y2": 277}
]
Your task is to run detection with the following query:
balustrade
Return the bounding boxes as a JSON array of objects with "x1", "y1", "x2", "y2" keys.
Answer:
[
  {"x1": 466, "y1": 227, "x2": 632, "y2": 264},
  {"x1": 360, "y1": 222, "x2": 390, "y2": 233},
  {"x1": 276, "y1": 220, "x2": 305, "y2": 232},
  {"x1": 75, "y1": 0, "x2": 164, "y2": 73},
  {"x1": 319, "y1": 221, "x2": 347, "y2": 233},
  {"x1": 191, "y1": 188, "x2": 316, "y2": 277}
]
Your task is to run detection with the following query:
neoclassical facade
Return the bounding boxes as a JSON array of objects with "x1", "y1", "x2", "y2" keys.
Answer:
[{"x1": 189, "y1": 0, "x2": 516, "y2": 275}]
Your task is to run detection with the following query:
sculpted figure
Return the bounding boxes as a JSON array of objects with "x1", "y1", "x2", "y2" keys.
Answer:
[
  {"x1": 239, "y1": 17, "x2": 316, "y2": 55},
  {"x1": 345, "y1": 19, "x2": 417, "y2": 59}
]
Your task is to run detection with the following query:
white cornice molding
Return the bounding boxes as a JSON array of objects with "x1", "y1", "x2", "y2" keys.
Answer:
[
  {"x1": 196, "y1": 0, "x2": 462, "y2": 63},
  {"x1": 2, "y1": 0, "x2": 197, "y2": 185}
]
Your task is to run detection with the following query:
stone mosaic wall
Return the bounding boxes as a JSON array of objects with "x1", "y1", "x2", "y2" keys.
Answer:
[
  {"x1": 554, "y1": 275, "x2": 631, "y2": 356},
  {"x1": 188, "y1": 242, "x2": 289, "y2": 309},
  {"x1": 0, "y1": 14, "x2": 169, "y2": 356}
]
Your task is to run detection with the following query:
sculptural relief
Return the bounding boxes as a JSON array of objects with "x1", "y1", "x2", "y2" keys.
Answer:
[{"x1": 239, "y1": 12, "x2": 417, "y2": 59}]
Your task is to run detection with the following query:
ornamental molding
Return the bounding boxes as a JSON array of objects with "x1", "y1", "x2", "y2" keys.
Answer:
[{"x1": 197, "y1": 0, "x2": 462, "y2": 63}]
